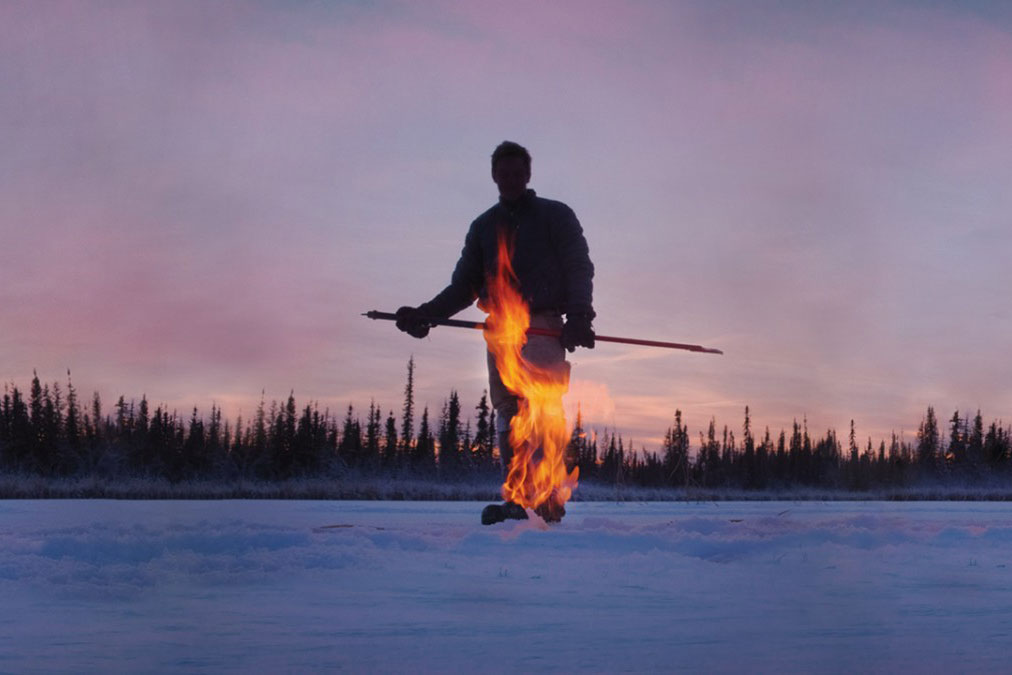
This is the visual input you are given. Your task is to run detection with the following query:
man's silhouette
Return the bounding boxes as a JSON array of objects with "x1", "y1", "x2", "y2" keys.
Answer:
[{"x1": 396, "y1": 141, "x2": 595, "y2": 517}]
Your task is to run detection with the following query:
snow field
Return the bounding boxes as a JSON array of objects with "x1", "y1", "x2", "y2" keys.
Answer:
[{"x1": 3, "y1": 500, "x2": 1012, "y2": 673}]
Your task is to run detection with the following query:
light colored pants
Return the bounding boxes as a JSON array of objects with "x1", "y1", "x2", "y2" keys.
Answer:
[{"x1": 487, "y1": 312, "x2": 569, "y2": 471}]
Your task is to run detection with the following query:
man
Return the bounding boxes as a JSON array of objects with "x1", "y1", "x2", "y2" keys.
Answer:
[{"x1": 396, "y1": 141, "x2": 596, "y2": 505}]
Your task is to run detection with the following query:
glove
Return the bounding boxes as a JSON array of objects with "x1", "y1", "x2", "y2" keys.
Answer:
[
  {"x1": 395, "y1": 306, "x2": 432, "y2": 339},
  {"x1": 560, "y1": 313, "x2": 595, "y2": 352}
]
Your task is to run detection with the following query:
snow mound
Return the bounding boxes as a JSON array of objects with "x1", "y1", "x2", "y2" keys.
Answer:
[{"x1": 3, "y1": 500, "x2": 1011, "y2": 672}]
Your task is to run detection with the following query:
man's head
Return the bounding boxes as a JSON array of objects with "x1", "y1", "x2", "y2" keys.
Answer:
[{"x1": 491, "y1": 141, "x2": 531, "y2": 201}]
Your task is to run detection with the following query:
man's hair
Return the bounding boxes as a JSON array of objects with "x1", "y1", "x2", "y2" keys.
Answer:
[{"x1": 491, "y1": 141, "x2": 532, "y2": 171}]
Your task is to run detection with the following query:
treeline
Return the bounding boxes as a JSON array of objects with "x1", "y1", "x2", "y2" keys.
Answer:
[
  {"x1": 580, "y1": 406, "x2": 1012, "y2": 491},
  {"x1": 2, "y1": 364, "x2": 1011, "y2": 491},
  {"x1": 0, "y1": 361, "x2": 499, "y2": 483}
]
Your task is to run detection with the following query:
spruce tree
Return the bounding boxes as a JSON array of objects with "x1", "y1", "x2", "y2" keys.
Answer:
[
  {"x1": 384, "y1": 410, "x2": 399, "y2": 470},
  {"x1": 968, "y1": 411, "x2": 984, "y2": 470},
  {"x1": 984, "y1": 421, "x2": 1008, "y2": 467},
  {"x1": 338, "y1": 404, "x2": 361, "y2": 468},
  {"x1": 663, "y1": 410, "x2": 689, "y2": 488},
  {"x1": 400, "y1": 357, "x2": 415, "y2": 456},
  {"x1": 700, "y1": 418, "x2": 720, "y2": 487},
  {"x1": 917, "y1": 407, "x2": 940, "y2": 474},
  {"x1": 473, "y1": 391, "x2": 493, "y2": 474},
  {"x1": 0, "y1": 385, "x2": 10, "y2": 467},
  {"x1": 742, "y1": 406, "x2": 756, "y2": 489},
  {"x1": 365, "y1": 401, "x2": 381, "y2": 471},
  {"x1": 438, "y1": 392, "x2": 462, "y2": 478},
  {"x1": 847, "y1": 420, "x2": 860, "y2": 489},
  {"x1": 414, "y1": 406, "x2": 436, "y2": 475},
  {"x1": 567, "y1": 405, "x2": 585, "y2": 477},
  {"x1": 757, "y1": 427, "x2": 771, "y2": 489},
  {"x1": 65, "y1": 372, "x2": 81, "y2": 456},
  {"x1": 3, "y1": 386, "x2": 31, "y2": 470},
  {"x1": 29, "y1": 372, "x2": 43, "y2": 442},
  {"x1": 775, "y1": 429, "x2": 787, "y2": 485},
  {"x1": 181, "y1": 406, "x2": 205, "y2": 480},
  {"x1": 294, "y1": 404, "x2": 316, "y2": 475},
  {"x1": 948, "y1": 411, "x2": 966, "y2": 468}
]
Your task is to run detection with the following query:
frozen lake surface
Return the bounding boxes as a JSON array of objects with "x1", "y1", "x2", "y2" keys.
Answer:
[{"x1": 3, "y1": 499, "x2": 1012, "y2": 673}]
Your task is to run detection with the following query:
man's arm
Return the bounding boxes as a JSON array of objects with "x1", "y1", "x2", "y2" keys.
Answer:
[
  {"x1": 553, "y1": 205, "x2": 596, "y2": 351},
  {"x1": 397, "y1": 220, "x2": 484, "y2": 338},
  {"x1": 553, "y1": 205, "x2": 595, "y2": 317},
  {"x1": 422, "y1": 219, "x2": 484, "y2": 318}
]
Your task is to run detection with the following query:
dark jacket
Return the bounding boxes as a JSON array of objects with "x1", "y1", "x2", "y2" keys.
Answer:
[{"x1": 422, "y1": 190, "x2": 594, "y2": 319}]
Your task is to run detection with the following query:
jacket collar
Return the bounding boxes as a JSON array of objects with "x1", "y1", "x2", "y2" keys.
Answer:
[{"x1": 499, "y1": 189, "x2": 536, "y2": 210}]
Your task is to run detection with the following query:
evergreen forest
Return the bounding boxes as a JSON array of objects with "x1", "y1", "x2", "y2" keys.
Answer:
[{"x1": 3, "y1": 360, "x2": 1011, "y2": 497}]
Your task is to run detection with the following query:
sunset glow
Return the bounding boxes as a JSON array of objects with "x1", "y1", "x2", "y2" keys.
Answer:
[{"x1": 2, "y1": 1, "x2": 1010, "y2": 452}]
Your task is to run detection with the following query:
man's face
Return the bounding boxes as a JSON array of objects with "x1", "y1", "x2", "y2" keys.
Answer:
[{"x1": 492, "y1": 156, "x2": 531, "y2": 201}]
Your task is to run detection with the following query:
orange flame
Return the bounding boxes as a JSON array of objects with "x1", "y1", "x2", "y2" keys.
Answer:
[{"x1": 480, "y1": 231, "x2": 578, "y2": 519}]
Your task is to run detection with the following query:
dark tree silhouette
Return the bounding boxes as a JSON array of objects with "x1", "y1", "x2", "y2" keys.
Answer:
[
  {"x1": 400, "y1": 357, "x2": 415, "y2": 457},
  {"x1": 2, "y1": 370, "x2": 1010, "y2": 494},
  {"x1": 438, "y1": 391, "x2": 462, "y2": 477},
  {"x1": 917, "y1": 406, "x2": 940, "y2": 475}
]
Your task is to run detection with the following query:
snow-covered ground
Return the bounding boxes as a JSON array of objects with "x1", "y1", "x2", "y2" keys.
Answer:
[{"x1": 3, "y1": 500, "x2": 1012, "y2": 673}]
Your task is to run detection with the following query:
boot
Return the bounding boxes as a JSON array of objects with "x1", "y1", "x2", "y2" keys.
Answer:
[
  {"x1": 481, "y1": 501, "x2": 529, "y2": 525},
  {"x1": 533, "y1": 492, "x2": 566, "y2": 523}
]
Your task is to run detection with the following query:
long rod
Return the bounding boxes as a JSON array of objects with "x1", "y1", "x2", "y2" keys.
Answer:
[{"x1": 363, "y1": 311, "x2": 723, "y2": 354}]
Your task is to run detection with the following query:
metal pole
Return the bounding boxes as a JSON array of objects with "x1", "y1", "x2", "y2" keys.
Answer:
[{"x1": 363, "y1": 310, "x2": 723, "y2": 355}]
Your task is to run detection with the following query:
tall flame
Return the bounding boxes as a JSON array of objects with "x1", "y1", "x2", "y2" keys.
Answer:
[{"x1": 480, "y1": 230, "x2": 578, "y2": 519}]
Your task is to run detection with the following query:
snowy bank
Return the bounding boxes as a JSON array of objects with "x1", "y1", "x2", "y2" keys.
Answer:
[{"x1": 4, "y1": 500, "x2": 1012, "y2": 672}]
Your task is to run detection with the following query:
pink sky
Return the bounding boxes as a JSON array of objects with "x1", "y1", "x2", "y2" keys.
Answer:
[{"x1": 3, "y1": 1, "x2": 1011, "y2": 451}]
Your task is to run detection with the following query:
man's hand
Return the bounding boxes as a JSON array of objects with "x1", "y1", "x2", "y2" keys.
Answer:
[
  {"x1": 395, "y1": 306, "x2": 432, "y2": 339},
  {"x1": 560, "y1": 313, "x2": 595, "y2": 352}
]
